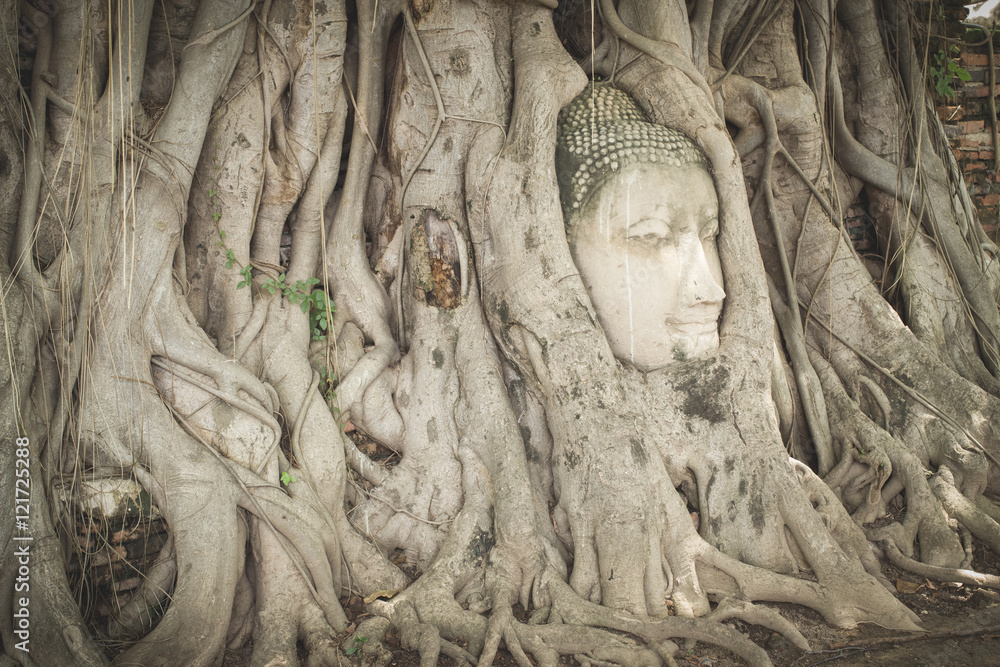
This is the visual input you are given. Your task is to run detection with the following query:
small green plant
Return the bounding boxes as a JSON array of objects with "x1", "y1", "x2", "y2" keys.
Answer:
[
  {"x1": 208, "y1": 152, "x2": 334, "y2": 341},
  {"x1": 344, "y1": 636, "x2": 368, "y2": 656},
  {"x1": 261, "y1": 274, "x2": 334, "y2": 340},
  {"x1": 930, "y1": 46, "x2": 971, "y2": 100},
  {"x1": 235, "y1": 263, "x2": 253, "y2": 289},
  {"x1": 319, "y1": 366, "x2": 339, "y2": 410},
  {"x1": 208, "y1": 171, "x2": 242, "y2": 274},
  {"x1": 280, "y1": 471, "x2": 296, "y2": 486}
]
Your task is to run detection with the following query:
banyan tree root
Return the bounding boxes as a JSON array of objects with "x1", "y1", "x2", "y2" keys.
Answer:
[{"x1": 9, "y1": 1, "x2": 1000, "y2": 666}]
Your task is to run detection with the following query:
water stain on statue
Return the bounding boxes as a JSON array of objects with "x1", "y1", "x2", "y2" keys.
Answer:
[
  {"x1": 674, "y1": 360, "x2": 730, "y2": 425},
  {"x1": 629, "y1": 437, "x2": 648, "y2": 465}
]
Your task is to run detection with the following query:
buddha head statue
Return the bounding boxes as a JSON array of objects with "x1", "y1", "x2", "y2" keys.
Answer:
[{"x1": 557, "y1": 84, "x2": 725, "y2": 370}]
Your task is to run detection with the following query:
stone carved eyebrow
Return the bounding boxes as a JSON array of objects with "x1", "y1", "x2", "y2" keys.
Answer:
[{"x1": 620, "y1": 203, "x2": 719, "y2": 238}]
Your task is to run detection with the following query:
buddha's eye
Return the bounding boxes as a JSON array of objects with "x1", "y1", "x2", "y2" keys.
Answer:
[{"x1": 627, "y1": 218, "x2": 673, "y2": 244}]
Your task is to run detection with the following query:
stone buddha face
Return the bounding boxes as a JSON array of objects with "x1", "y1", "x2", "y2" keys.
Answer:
[{"x1": 558, "y1": 85, "x2": 725, "y2": 370}]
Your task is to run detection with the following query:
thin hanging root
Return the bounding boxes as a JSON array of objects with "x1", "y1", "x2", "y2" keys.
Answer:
[
  {"x1": 713, "y1": 0, "x2": 784, "y2": 88},
  {"x1": 769, "y1": 276, "x2": 835, "y2": 474},
  {"x1": 731, "y1": 71, "x2": 834, "y2": 475},
  {"x1": 165, "y1": 404, "x2": 348, "y2": 630},
  {"x1": 109, "y1": 537, "x2": 176, "y2": 638},
  {"x1": 394, "y1": 7, "x2": 446, "y2": 346},
  {"x1": 882, "y1": 541, "x2": 1000, "y2": 589},
  {"x1": 930, "y1": 469, "x2": 1000, "y2": 555},
  {"x1": 804, "y1": 308, "x2": 1000, "y2": 468},
  {"x1": 597, "y1": 0, "x2": 714, "y2": 101},
  {"x1": 150, "y1": 356, "x2": 282, "y2": 459}
]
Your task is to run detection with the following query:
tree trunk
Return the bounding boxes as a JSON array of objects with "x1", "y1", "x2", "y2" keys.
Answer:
[{"x1": 3, "y1": 1, "x2": 1000, "y2": 665}]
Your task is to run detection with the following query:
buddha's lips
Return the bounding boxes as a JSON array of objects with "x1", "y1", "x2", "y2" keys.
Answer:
[
  {"x1": 664, "y1": 313, "x2": 721, "y2": 333},
  {"x1": 663, "y1": 323, "x2": 718, "y2": 336}
]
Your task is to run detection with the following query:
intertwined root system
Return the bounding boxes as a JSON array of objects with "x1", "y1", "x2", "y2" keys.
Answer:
[{"x1": 6, "y1": 1, "x2": 1000, "y2": 666}]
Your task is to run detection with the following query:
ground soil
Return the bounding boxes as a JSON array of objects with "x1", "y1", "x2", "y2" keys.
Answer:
[
  {"x1": 79, "y1": 480, "x2": 1000, "y2": 666},
  {"x1": 213, "y1": 537, "x2": 1000, "y2": 666}
]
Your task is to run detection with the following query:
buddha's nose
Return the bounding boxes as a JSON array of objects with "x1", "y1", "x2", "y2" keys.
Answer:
[{"x1": 678, "y1": 234, "x2": 725, "y2": 307}]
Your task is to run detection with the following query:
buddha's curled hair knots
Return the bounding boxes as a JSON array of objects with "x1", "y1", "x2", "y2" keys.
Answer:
[{"x1": 556, "y1": 83, "x2": 708, "y2": 217}]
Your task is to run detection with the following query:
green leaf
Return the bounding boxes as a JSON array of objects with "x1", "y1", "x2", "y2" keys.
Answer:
[
  {"x1": 280, "y1": 471, "x2": 296, "y2": 486},
  {"x1": 936, "y1": 78, "x2": 954, "y2": 99}
]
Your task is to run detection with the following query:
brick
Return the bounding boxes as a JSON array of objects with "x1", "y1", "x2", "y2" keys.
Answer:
[
  {"x1": 967, "y1": 85, "x2": 992, "y2": 97},
  {"x1": 965, "y1": 161, "x2": 986, "y2": 172},
  {"x1": 964, "y1": 53, "x2": 989, "y2": 67},
  {"x1": 938, "y1": 105, "x2": 964, "y2": 121},
  {"x1": 962, "y1": 120, "x2": 986, "y2": 133},
  {"x1": 961, "y1": 132, "x2": 992, "y2": 147},
  {"x1": 981, "y1": 150, "x2": 996, "y2": 161},
  {"x1": 981, "y1": 194, "x2": 1000, "y2": 206}
]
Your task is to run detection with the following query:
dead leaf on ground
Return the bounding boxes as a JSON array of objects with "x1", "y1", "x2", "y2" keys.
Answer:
[{"x1": 363, "y1": 589, "x2": 399, "y2": 604}]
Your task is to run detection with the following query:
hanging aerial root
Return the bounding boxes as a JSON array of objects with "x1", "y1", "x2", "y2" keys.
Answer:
[
  {"x1": 725, "y1": 70, "x2": 834, "y2": 475},
  {"x1": 239, "y1": 483, "x2": 348, "y2": 630},
  {"x1": 108, "y1": 536, "x2": 177, "y2": 638},
  {"x1": 788, "y1": 458, "x2": 891, "y2": 588},
  {"x1": 931, "y1": 468, "x2": 1000, "y2": 556}
]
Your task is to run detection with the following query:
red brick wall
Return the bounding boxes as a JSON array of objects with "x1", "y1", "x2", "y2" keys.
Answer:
[{"x1": 936, "y1": 44, "x2": 1000, "y2": 240}]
